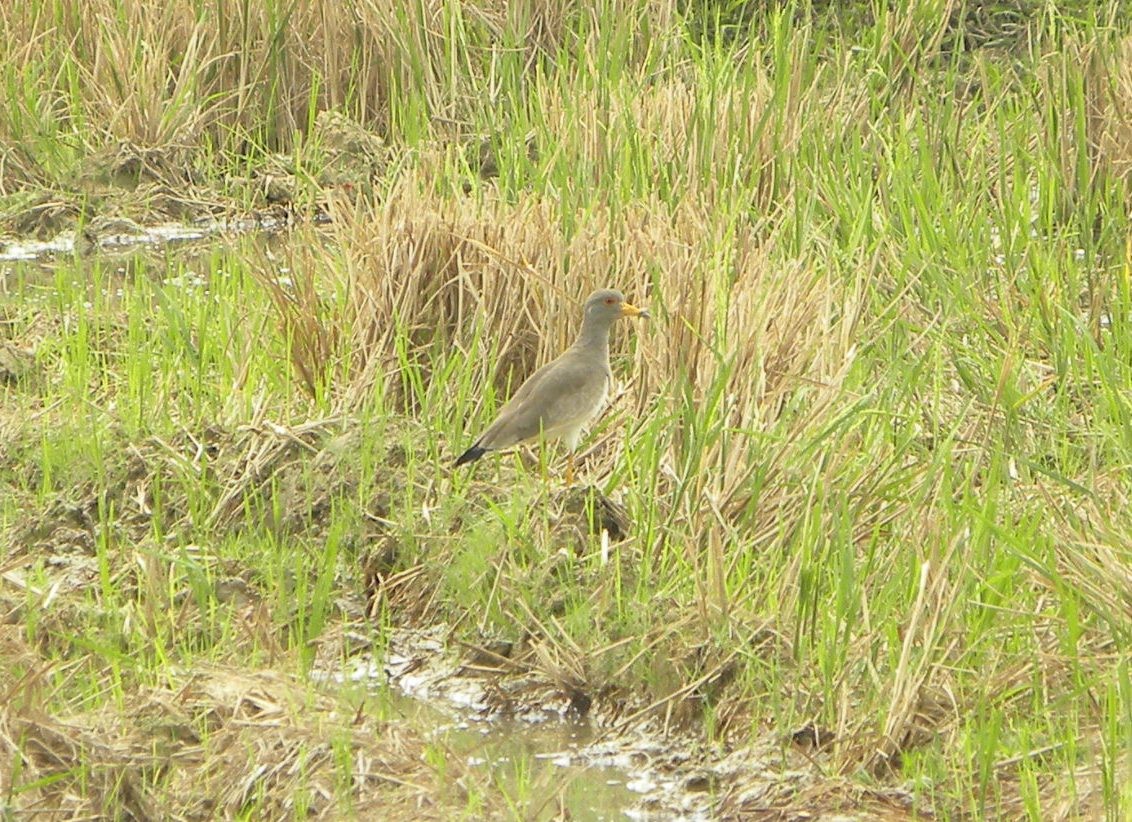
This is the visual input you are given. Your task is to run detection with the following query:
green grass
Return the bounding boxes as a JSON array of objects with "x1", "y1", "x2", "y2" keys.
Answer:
[{"x1": 3, "y1": 0, "x2": 1132, "y2": 818}]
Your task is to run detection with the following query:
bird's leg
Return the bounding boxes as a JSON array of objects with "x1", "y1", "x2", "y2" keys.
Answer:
[{"x1": 566, "y1": 452, "x2": 576, "y2": 486}]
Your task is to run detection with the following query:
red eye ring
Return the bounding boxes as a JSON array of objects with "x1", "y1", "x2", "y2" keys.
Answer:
[{"x1": 604, "y1": 297, "x2": 616, "y2": 305}]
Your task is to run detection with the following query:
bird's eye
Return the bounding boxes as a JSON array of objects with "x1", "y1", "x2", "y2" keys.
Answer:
[{"x1": 604, "y1": 298, "x2": 616, "y2": 305}]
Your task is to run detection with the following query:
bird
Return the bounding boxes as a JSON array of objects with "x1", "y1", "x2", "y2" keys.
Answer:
[{"x1": 455, "y1": 288, "x2": 649, "y2": 484}]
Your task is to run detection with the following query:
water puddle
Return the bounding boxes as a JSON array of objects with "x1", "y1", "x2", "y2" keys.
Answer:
[
  {"x1": 318, "y1": 626, "x2": 718, "y2": 820},
  {"x1": 388, "y1": 693, "x2": 653, "y2": 820},
  {"x1": 0, "y1": 217, "x2": 286, "y2": 263}
]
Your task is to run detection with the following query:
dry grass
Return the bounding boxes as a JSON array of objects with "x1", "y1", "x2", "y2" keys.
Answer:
[
  {"x1": 0, "y1": 0, "x2": 678, "y2": 161},
  {"x1": 0, "y1": 628, "x2": 485, "y2": 820}
]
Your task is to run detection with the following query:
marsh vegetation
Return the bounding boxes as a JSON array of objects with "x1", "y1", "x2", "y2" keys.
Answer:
[{"x1": 2, "y1": 0, "x2": 1131, "y2": 818}]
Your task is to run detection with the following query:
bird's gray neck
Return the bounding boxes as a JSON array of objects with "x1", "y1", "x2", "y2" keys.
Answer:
[{"x1": 572, "y1": 318, "x2": 613, "y2": 357}]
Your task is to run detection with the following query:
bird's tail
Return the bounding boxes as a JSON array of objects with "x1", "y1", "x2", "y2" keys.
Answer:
[{"x1": 454, "y1": 443, "x2": 487, "y2": 467}]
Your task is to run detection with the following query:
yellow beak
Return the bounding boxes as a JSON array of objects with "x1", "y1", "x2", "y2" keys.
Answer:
[{"x1": 620, "y1": 302, "x2": 650, "y2": 319}]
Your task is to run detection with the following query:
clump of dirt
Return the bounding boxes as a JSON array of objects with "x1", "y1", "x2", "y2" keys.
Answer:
[
  {"x1": 360, "y1": 535, "x2": 442, "y2": 624},
  {"x1": 315, "y1": 110, "x2": 388, "y2": 193},
  {"x1": 549, "y1": 484, "x2": 632, "y2": 545},
  {"x1": 2, "y1": 190, "x2": 84, "y2": 238},
  {"x1": 0, "y1": 341, "x2": 35, "y2": 384},
  {"x1": 78, "y1": 140, "x2": 203, "y2": 192}
]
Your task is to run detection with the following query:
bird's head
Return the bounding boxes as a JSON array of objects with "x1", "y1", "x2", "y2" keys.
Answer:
[{"x1": 584, "y1": 289, "x2": 650, "y2": 324}]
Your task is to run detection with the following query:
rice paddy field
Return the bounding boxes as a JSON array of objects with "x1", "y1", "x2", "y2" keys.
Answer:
[{"x1": 1, "y1": 0, "x2": 1131, "y2": 819}]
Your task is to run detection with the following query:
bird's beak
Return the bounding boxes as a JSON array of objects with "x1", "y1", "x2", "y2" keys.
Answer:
[{"x1": 620, "y1": 302, "x2": 650, "y2": 319}]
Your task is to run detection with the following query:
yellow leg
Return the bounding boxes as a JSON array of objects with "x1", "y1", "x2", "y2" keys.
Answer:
[{"x1": 566, "y1": 452, "x2": 576, "y2": 486}]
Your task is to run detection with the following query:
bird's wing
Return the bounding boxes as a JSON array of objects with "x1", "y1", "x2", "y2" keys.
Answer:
[
  {"x1": 477, "y1": 352, "x2": 609, "y2": 450},
  {"x1": 498, "y1": 356, "x2": 559, "y2": 409}
]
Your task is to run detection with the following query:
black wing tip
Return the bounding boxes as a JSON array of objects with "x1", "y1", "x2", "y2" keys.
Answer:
[{"x1": 454, "y1": 445, "x2": 487, "y2": 467}]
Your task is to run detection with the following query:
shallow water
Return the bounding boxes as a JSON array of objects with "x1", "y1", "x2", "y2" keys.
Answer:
[
  {"x1": 387, "y1": 691, "x2": 654, "y2": 821},
  {"x1": 329, "y1": 626, "x2": 716, "y2": 821},
  {"x1": 0, "y1": 217, "x2": 281, "y2": 263}
]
